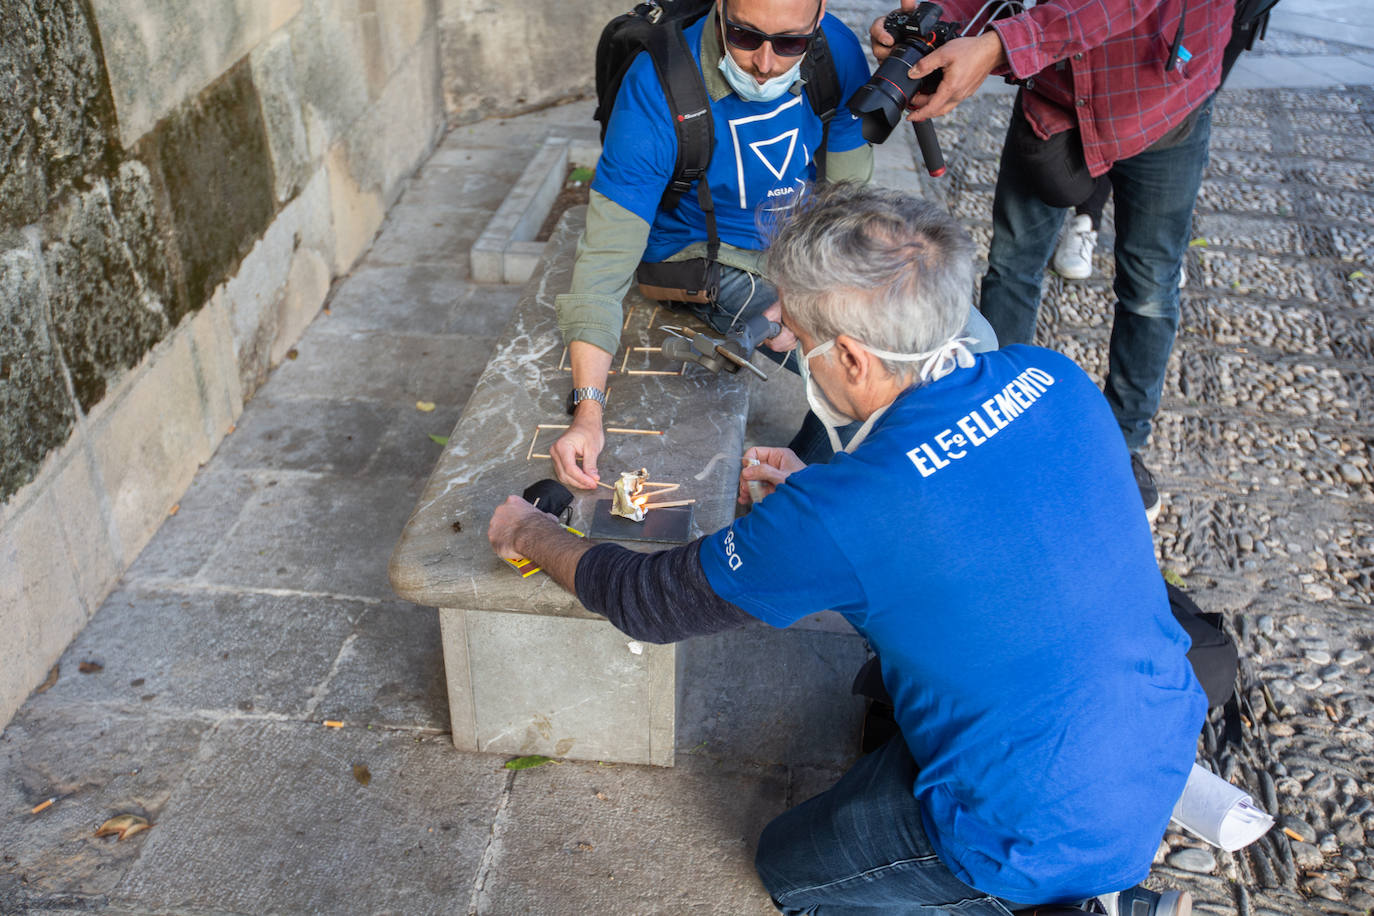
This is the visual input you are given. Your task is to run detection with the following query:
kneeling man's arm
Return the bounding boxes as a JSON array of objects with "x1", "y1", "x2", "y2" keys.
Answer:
[{"x1": 488, "y1": 496, "x2": 750, "y2": 644}]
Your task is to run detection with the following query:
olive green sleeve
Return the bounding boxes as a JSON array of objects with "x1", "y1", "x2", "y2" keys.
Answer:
[
  {"x1": 823, "y1": 144, "x2": 874, "y2": 185},
  {"x1": 556, "y1": 191, "x2": 652, "y2": 356}
]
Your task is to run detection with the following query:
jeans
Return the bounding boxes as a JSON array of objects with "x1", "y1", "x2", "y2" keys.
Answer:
[
  {"x1": 979, "y1": 95, "x2": 1215, "y2": 453},
  {"x1": 755, "y1": 737, "x2": 1020, "y2": 915}
]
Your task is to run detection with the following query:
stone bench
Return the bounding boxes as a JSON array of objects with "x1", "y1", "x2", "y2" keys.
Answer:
[{"x1": 388, "y1": 206, "x2": 750, "y2": 766}]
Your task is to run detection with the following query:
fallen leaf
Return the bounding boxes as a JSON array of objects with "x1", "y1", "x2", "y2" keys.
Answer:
[
  {"x1": 286, "y1": 348, "x2": 299, "y2": 360},
  {"x1": 1162, "y1": 569, "x2": 1186, "y2": 588},
  {"x1": 1349, "y1": 270, "x2": 1366, "y2": 281},
  {"x1": 95, "y1": 814, "x2": 151, "y2": 840},
  {"x1": 415, "y1": 401, "x2": 436, "y2": 412},
  {"x1": 31, "y1": 798, "x2": 55, "y2": 815},
  {"x1": 34, "y1": 665, "x2": 59, "y2": 694},
  {"x1": 569, "y1": 167, "x2": 595, "y2": 184},
  {"x1": 504, "y1": 755, "x2": 553, "y2": 770},
  {"x1": 1188, "y1": 237, "x2": 1208, "y2": 247},
  {"x1": 352, "y1": 764, "x2": 372, "y2": 786},
  {"x1": 78, "y1": 661, "x2": 103, "y2": 674},
  {"x1": 429, "y1": 434, "x2": 449, "y2": 446}
]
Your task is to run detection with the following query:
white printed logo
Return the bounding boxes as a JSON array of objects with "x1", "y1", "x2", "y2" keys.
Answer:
[
  {"x1": 723, "y1": 529, "x2": 744, "y2": 571},
  {"x1": 728, "y1": 94, "x2": 805, "y2": 208}
]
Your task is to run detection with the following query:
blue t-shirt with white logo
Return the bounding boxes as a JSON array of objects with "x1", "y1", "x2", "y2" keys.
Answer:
[
  {"x1": 593, "y1": 13, "x2": 870, "y2": 262},
  {"x1": 699, "y1": 345, "x2": 1207, "y2": 904}
]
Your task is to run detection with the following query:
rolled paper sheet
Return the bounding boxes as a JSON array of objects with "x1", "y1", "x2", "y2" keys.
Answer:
[{"x1": 1170, "y1": 763, "x2": 1275, "y2": 851}]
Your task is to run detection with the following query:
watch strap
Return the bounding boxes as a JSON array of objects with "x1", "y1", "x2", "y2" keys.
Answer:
[{"x1": 567, "y1": 386, "x2": 608, "y2": 414}]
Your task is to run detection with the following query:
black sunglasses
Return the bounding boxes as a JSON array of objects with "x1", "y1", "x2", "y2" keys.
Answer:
[{"x1": 721, "y1": 0, "x2": 822, "y2": 57}]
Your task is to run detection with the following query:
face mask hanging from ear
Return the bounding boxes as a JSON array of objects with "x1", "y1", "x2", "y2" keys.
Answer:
[
  {"x1": 796, "y1": 335, "x2": 977, "y2": 454},
  {"x1": 717, "y1": 16, "x2": 802, "y2": 103}
]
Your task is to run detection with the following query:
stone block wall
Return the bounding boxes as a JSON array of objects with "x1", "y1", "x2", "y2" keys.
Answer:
[
  {"x1": 0, "y1": 0, "x2": 445, "y2": 728},
  {"x1": 438, "y1": 0, "x2": 626, "y2": 124}
]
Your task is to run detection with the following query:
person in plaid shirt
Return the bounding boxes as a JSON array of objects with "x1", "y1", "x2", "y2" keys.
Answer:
[{"x1": 873, "y1": 0, "x2": 1233, "y2": 524}]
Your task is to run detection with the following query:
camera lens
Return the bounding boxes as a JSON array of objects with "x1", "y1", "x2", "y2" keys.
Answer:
[{"x1": 847, "y1": 44, "x2": 928, "y2": 144}]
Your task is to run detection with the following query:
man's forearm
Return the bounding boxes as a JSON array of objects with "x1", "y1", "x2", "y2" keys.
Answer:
[
  {"x1": 512, "y1": 510, "x2": 595, "y2": 594},
  {"x1": 569, "y1": 341, "x2": 614, "y2": 404}
]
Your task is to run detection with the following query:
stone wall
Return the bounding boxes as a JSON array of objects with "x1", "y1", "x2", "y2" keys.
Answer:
[
  {"x1": 0, "y1": 0, "x2": 445, "y2": 727},
  {"x1": 438, "y1": 0, "x2": 625, "y2": 124}
]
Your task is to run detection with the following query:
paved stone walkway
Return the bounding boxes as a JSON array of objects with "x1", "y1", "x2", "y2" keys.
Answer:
[{"x1": 3, "y1": 5, "x2": 1373, "y2": 914}]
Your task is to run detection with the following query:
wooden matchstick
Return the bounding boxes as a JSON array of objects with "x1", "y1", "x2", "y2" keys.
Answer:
[
  {"x1": 605, "y1": 427, "x2": 664, "y2": 435},
  {"x1": 625, "y1": 369, "x2": 682, "y2": 376},
  {"x1": 642, "y1": 498, "x2": 695, "y2": 510}
]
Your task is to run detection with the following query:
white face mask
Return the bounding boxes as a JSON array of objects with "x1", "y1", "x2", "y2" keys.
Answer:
[
  {"x1": 717, "y1": 21, "x2": 803, "y2": 103},
  {"x1": 797, "y1": 334, "x2": 976, "y2": 454}
]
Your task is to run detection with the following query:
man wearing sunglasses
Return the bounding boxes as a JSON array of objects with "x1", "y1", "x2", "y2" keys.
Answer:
[{"x1": 550, "y1": 0, "x2": 876, "y2": 491}]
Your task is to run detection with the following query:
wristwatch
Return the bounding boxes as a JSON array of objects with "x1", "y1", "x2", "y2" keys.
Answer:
[{"x1": 566, "y1": 386, "x2": 608, "y2": 415}]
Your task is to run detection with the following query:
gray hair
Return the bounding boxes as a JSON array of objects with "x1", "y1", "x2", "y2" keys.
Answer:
[{"x1": 765, "y1": 182, "x2": 975, "y2": 381}]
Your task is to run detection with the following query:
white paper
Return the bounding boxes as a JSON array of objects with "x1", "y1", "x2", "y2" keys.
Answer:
[{"x1": 1170, "y1": 763, "x2": 1275, "y2": 851}]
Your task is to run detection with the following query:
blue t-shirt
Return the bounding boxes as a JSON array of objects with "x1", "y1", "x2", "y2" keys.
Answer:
[
  {"x1": 700, "y1": 346, "x2": 1207, "y2": 903},
  {"x1": 592, "y1": 13, "x2": 870, "y2": 262}
]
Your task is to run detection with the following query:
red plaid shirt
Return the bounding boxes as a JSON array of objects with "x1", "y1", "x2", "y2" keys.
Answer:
[{"x1": 941, "y1": 0, "x2": 1232, "y2": 175}]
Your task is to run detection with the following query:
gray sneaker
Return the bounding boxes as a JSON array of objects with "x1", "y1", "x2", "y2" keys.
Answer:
[{"x1": 1098, "y1": 885, "x2": 1193, "y2": 916}]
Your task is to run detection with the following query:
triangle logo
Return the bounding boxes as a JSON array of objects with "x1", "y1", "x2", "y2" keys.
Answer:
[{"x1": 748, "y1": 129, "x2": 800, "y2": 181}]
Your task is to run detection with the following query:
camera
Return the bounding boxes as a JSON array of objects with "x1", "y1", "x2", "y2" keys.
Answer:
[{"x1": 847, "y1": 2, "x2": 963, "y2": 175}]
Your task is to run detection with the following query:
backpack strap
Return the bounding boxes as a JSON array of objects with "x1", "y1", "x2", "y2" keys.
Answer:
[
  {"x1": 802, "y1": 27, "x2": 843, "y2": 182},
  {"x1": 646, "y1": 24, "x2": 714, "y2": 212}
]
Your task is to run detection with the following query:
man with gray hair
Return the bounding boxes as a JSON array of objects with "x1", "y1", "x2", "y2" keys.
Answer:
[{"x1": 488, "y1": 183, "x2": 1205, "y2": 914}]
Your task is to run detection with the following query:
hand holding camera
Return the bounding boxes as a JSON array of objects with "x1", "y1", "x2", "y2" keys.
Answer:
[{"x1": 858, "y1": 2, "x2": 1007, "y2": 175}]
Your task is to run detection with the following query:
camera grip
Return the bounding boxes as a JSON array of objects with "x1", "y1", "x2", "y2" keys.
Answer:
[{"x1": 912, "y1": 119, "x2": 946, "y2": 177}]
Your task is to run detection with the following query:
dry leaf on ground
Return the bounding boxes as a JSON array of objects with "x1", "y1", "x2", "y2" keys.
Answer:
[{"x1": 95, "y1": 814, "x2": 151, "y2": 840}]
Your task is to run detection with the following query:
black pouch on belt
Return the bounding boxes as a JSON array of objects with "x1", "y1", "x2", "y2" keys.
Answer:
[{"x1": 635, "y1": 257, "x2": 720, "y2": 305}]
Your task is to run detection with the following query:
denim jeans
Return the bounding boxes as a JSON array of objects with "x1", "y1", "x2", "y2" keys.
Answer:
[
  {"x1": 755, "y1": 736, "x2": 1021, "y2": 915},
  {"x1": 979, "y1": 95, "x2": 1215, "y2": 453}
]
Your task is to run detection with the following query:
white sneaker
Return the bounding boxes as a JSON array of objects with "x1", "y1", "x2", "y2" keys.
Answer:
[{"x1": 1053, "y1": 214, "x2": 1097, "y2": 280}]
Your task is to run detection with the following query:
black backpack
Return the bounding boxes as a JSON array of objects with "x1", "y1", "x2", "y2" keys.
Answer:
[
  {"x1": 1221, "y1": 0, "x2": 1282, "y2": 86},
  {"x1": 592, "y1": 0, "x2": 845, "y2": 302}
]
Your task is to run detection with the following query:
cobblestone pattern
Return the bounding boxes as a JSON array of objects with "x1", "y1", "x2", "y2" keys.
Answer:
[{"x1": 931, "y1": 85, "x2": 1374, "y2": 914}]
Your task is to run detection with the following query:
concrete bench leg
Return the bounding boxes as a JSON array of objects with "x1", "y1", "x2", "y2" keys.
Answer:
[{"x1": 439, "y1": 607, "x2": 676, "y2": 766}]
